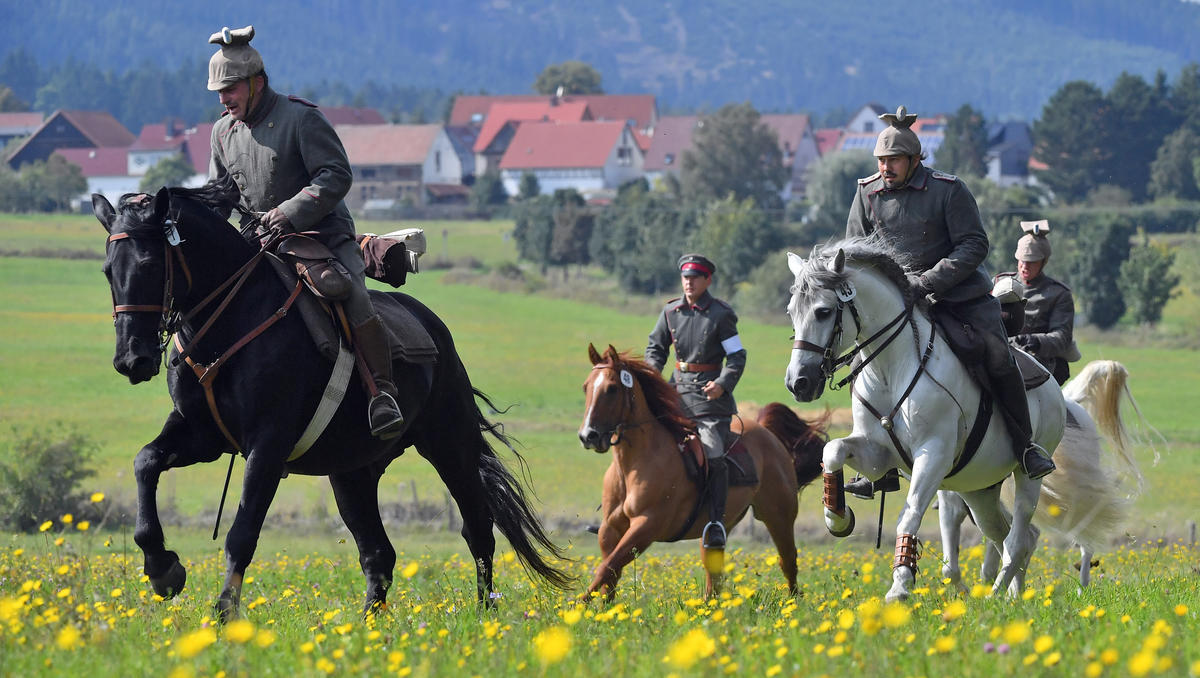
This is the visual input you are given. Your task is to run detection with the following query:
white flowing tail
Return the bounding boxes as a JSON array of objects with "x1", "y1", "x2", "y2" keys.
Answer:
[{"x1": 1030, "y1": 359, "x2": 1155, "y2": 553}]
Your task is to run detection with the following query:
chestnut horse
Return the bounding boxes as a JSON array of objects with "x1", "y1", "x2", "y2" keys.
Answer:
[{"x1": 578, "y1": 344, "x2": 826, "y2": 599}]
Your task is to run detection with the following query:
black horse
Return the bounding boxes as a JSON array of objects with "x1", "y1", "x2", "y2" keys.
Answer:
[{"x1": 93, "y1": 179, "x2": 572, "y2": 621}]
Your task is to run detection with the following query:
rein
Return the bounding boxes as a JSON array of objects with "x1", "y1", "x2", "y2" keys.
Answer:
[{"x1": 589, "y1": 362, "x2": 656, "y2": 446}]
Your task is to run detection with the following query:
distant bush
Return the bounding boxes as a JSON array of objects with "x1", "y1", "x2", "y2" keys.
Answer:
[{"x1": 0, "y1": 426, "x2": 98, "y2": 532}]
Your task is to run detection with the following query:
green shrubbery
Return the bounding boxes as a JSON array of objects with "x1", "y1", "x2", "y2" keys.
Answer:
[{"x1": 0, "y1": 425, "x2": 98, "y2": 532}]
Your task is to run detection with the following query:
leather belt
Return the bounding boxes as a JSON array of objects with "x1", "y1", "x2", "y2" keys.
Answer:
[{"x1": 676, "y1": 361, "x2": 721, "y2": 373}]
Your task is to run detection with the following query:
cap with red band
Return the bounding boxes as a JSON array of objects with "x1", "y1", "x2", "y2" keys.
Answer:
[{"x1": 678, "y1": 253, "x2": 716, "y2": 277}]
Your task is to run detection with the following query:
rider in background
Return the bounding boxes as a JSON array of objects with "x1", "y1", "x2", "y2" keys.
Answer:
[
  {"x1": 993, "y1": 220, "x2": 1080, "y2": 385},
  {"x1": 843, "y1": 106, "x2": 1055, "y2": 498},
  {"x1": 645, "y1": 254, "x2": 746, "y2": 551},
  {"x1": 205, "y1": 26, "x2": 404, "y2": 438}
]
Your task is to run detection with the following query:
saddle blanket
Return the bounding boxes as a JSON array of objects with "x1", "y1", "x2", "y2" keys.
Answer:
[{"x1": 680, "y1": 436, "x2": 759, "y2": 487}]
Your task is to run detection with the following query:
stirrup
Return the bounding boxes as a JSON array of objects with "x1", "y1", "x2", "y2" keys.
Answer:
[
  {"x1": 1021, "y1": 443, "x2": 1055, "y2": 480},
  {"x1": 701, "y1": 521, "x2": 727, "y2": 550},
  {"x1": 846, "y1": 469, "x2": 900, "y2": 500},
  {"x1": 368, "y1": 392, "x2": 405, "y2": 439}
]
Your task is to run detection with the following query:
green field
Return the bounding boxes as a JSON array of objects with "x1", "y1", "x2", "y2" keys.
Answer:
[{"x1": 2, "y1": 215, "x2": 1199, "y2": 677}]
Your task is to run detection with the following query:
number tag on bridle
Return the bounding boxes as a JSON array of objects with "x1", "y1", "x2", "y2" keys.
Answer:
[
  {"x1": 164, "y1": 219, "x2": 183, "y2": 246},
  {"x1": 835, "y1": 281, "x2": 856, "y2": 303},
  {"x1": 620, "y1": 370, "x2": 634, "y2": 388}
]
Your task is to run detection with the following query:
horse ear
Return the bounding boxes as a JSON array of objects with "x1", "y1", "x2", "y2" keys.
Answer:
[
  {"x1": 588, "y1": 343, "x2": 602, "y2": 365},
  {"x1": 92, "y1": 194, "x2": 115, "y2": 233},
  {"x1": 605, "y1": 344, "x2": 620, "y2": 364},
  {"x1": 829, "y1": 249, "x2": 845, "y2": 274},
  {"x1": 151, "y1": 186, "x2": 170, "y2": 223},
  {"x1": 787, "y1": 251, "x2": 804, "y2": 277}
]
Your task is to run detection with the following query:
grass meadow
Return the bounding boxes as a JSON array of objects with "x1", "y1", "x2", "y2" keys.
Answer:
[{"x1": 2, "y1": 213, "x2": 1199, "y2": 676}]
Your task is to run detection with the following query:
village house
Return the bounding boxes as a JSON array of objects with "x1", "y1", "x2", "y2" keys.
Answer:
[
  {"x1": 335, "y1": 123, "x2": 472, "y2": 212},
  {"x1": 0, "y1": 111, "x2": 43, "y2": 149},
  {"x1": 472, "y1": 100, "x2": 592, "y2": 174},
  {"x1": 450, "y1": 93, "x2": 658, "y2": 135},
  {"x1": 5, "y1": 109, "x2": 134, "y2": 169},
  {"x1": 498, "y1": 120, "x2": 643, "y2": 198}
]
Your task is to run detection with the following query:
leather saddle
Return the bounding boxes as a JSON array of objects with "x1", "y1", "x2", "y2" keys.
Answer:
[{"x1": 679, "y1": 434, "x2": 758, "y2": 488}]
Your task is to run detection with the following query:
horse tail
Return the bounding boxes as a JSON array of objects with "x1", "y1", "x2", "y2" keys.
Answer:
[
  {"x1": 755, "y1": 403, "x2": 828, "y2": 489},
  {"x1": 468, "y1": 385, "x2": 576, "y2": 591},
  {"x1": 1032, "y1": 360, "x2": 1150, "y2": 552}
]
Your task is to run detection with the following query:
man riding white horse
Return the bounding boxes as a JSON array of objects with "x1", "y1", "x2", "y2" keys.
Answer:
[{"x1": 843, "y1": 105, "x2": 1055, "y2": 499}]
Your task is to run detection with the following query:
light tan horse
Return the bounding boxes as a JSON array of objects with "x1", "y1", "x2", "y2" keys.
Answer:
[{"x1": 578, "y1": 344, "x2": 827, "y2": 600}]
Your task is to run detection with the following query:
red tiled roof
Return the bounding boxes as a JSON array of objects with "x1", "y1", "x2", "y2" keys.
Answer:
[
  {"x1": 761, "y1": 114, "x2": 813, "y2": 168},
  {"x1": 54, "y1": 147, "x2": 129, "y2": 176},
  {"x1": 129, "y1": 122, "x2": 212, "y2": 175},
  {"x1": 320, "y1": 106, "x2": 387, "y2": 126},
  {"x1": 336, "y1": 124, "x2": 440, "y2": 166},
  {"x1": 499, "y1": 121, "x2": 628, "y2": 170},
  {"x1": 643, "y1": 115, "x2": 698, "y2": 172},
  {"x1": 185, "y1": 123, "x2": 214, "y2": 174},
  {"x1": 632, "y1": 129, "x2": 651, "y2": 152},
  {"x1": 57, "y1": 110, "x2": 135, "y2": 147},
  {"x1": 473, "y1": 101, "x2": 590, "y2": 153},
  {"x1": 451, "y1": 94, "x2": 656, "y2": 130},
  {"x1": 0, "y1": 112, "x2": 43, "y2": 133},
  {"x1": 814, "y1": 128, "x2": 843, "y2": 156}
]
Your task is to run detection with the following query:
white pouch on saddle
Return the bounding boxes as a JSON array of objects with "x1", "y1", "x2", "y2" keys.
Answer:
[{"x1": 364, "y1": 228, "x2": 426, "y2": 273}]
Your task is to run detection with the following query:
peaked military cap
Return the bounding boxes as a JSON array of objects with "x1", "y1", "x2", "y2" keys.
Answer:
[
  {"x1": 678, "y1": 253, "x2": 715, "y2": 277},
  {"x1": 873, "y1": 105, "x2": 922, "y2": 157},
  {"x1": 207, "y1": 25, "x2": 264, "y2": 91}
]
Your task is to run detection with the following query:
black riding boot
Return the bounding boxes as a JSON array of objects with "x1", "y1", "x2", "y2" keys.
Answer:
[
  {"x1": 845, "y1": 468, "x2": 901, "y2": 499},
  {"x1": 353, "y1": 315, "x2": 406, "y2": 439},
  {"x1": 702, "y1": 456, "x2": 729, "y2": 549},
  {"x1": 993, "y1": 366, "x2": 1055, "y2": 479}
]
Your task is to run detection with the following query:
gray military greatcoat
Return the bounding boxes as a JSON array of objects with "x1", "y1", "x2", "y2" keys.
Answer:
[{"x1": 645, "y1": 291, "x2": 746, "y2": 419}]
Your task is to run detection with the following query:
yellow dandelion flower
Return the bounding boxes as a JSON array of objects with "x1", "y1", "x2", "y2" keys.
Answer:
[
  {"x1": 401, "y1": 562, "x2": 419, "y2": 579},
  {"x1": 971, "y1": 584, "x2": 990, "y2": 599},
  {"x1": 1043, "y1": 651, "x2": 1062, "y2": 666},
  {"x1": 223, "y1": 619, "x2": 255, "y2": 644},
  {"x1": 176, "y1": 628, "x2": 217, "y2": 658},
  {"x1": 766, "y1": 666, "x2": 782, "y2": 677},
  {"x1": 61, "y1": 514, "x2": 73, "y2": 524},
  {"x1": 300, "y1": 641, "x2": 315, "y2": 654},
  {"x1": 1084, "y1": 661, "x2": 1102, "y2": 677},
  {"x1": 562, "y1": 607, "x2": 583, "y2": 625},
  {"x1": 827, "y1": 645, "x2": 845, "y2": 658},
  {"x1": 57, "y1": 588, "x2": 71, "y2": 599},
  {"x1": 837, "y1": 609, "x2": 854, "y2": 629},
  {"x1": 882, "y1": 602, "x2": 911, "y2": 628},
  {"x1": 1021, "y1": 589, "x2": 1036, "y2": 601},
  {"x1": 775, "y1": 646, "x2": 788, "y2": 658},
  {"x1": 942, "y1": 600, "x2": 967, "y2": 621},
  {"x1": 1023, "y1": 653, "x2": 1039, "y2": 666},
  {"x1": 110, "y1": 588, "x2": 122, "y2": 598},
  {"x1": 39, "y1": 521, "x2": 53, "y2": 532},
  {"x1": 533, "y1": 626, "x2": 571, "y2": 664},
  {"x1": 1173, "y1": 604, "x2": 1188, "y2": 616},
  {"x1": 673, "y1": 610, "x2": 688, "y2": 625},
  {"x1": 1190, "y1": 660, "x2": 1200, "y2": 676},
  {"x1": 90, "y1": 492, "x2": 105, "y2": 503},
  {"x1": 933, "y1": 636, "x2": 956, "y2": 653},
  {"x1": 55, "y1": 625, "x2": 83, "y2": 650},
  {"x1": 56, "y1": 565, "x2": 69, "y2": 575},
  {"x1": 162, "y1": 617, "x2": 174, "y2": 628},
  {"x1": 1155, "y1": 657, "x2": 1173, "y2": 673},
  {"x1": 1100, "y1": 648, "x2": 1119, "y2": 665},
  {"x1": 76, "y1": 521, "x2": 90, "y2": 531},
  {"x1": 667, "y1": 629, "x2": 716, "y2": 669},
  {"x1": 167, "y1": 666, "x2": 195, "y2": 678},
  {"x1": 1003, "y1": 621, "x2": 1031, "y2": 645},
  {"x1": 315, "y1": 657, "x2": 336, "y2": 674},
  {"x1": 1121, "y1": 614, "x2": 1131, "y2": 623},
  {"x1": 1033, "y1": 635, "x2": 1054, "y2": 653},
  {"x1": 1128, "y1": 651, "x2": 1155, "y2": 677}
]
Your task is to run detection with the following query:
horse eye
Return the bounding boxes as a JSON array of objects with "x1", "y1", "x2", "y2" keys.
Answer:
[{"x1": 815, "y1": 308, "x2": 833, "y2": 321}]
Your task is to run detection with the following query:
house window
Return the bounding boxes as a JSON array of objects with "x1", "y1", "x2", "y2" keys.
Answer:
[
  {"x1": 362, "y1": 168, "x2": 376, "y2": 179},
  {"x1": 435, "y1": 151, "x2": 441, "y2": 173},
  {"x1": 664, "y1": 153, "x2": 675, "y2": 166},
  {"x1": 863, "y1": 122, "x2": 874, "y2": 132},
  {"x1": 617, "y1": 146, "x2": 632, "y2": 167}
]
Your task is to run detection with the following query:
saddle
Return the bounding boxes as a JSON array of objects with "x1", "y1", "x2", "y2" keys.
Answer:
[
  {"x1": 679, "y1": 434, "x2": 758, "y2": 487},
  {"x1": 264, "y1": 246, "x2": 437, "y2": 366},
  {"x1": 931, "y1": 305, "x2": 1050, "y2": 392}
]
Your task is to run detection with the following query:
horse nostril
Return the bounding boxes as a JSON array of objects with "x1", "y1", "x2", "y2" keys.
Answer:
[{"x1": 790, "y1": 377, "x2": 807, "y2": 395}]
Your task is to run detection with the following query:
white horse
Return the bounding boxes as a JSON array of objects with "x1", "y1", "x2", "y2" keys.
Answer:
[
  {"x1": 939, "y1": 360, "x2": 1146, "y2": 589},
  {"x1": 783, "y1": 238, "x2": 1128, "y2": 601}
]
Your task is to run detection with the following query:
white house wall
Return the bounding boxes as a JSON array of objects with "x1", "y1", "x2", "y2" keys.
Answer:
[
  {"x1": 422, "y1": 129, "x2": 465, "y2": 184},
  {"x1": 500, "y1": 169, "x2": 605, "y2": 195}
]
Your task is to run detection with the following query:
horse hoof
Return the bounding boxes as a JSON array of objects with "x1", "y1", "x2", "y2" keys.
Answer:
[
  {"x1": 826, "y1": 506, "x2": 855, "y2": 538},
  {"x1": 215, "y1": 596, "x2": 240, "y2": 624},
  {"x1": 150, "y1": 561, "x2": 187, "y2": 599},
  {"x1": 885, "y1": 588, "x2": 910, "y2": 603}
]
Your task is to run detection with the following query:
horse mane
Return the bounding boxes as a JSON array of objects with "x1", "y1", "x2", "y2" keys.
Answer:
[
  {"x1": 790, "y1": 233, "x2": 921, "y2": 309},
  {"x1": 114, "y1": 175, "x2": 246, "y2": 237},
  {"x1": 611, "y1": 351, "x2": 697, "y2": 441}
]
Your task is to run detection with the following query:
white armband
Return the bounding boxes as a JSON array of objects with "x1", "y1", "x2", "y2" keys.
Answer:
[{"x1": 721, "y1": 334, "x2": 744, "y2": 355}]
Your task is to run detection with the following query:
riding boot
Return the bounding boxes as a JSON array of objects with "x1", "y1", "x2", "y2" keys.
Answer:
[
  {"x1": 353, "y1": 315, "x2": 406, "y2": 440},
  {"x1": 845, "y1": 468, "x2": 901, "y2": 500},
  {"x1": 992, "y1": 366, "x2": 1055, "y2": 479},
  {"x1": 702, "y1": 456, "x2": 729, "y2": 550}
]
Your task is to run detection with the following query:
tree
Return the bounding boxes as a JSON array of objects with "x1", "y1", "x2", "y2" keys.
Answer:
[
  {"x1": 1104, "y1": 71, "x2": 1177, "y2": 203},
  {"x1": 1169, "y1": 63, "x2": 1200, "y2": 133},
  {"x1": 0, "y1": 85, "x2": 29, "y2": 112},
  {"x1": 681, "y1": 102, "x2": 788, "y2": 211},
  {"x1": 469, "y1": 169, "x2": 508, "y2": 210},
  {"x1": 799, "y1": 150, "x2": 876, "y2": 246},
  {"x1": 517, "y1": 171, "x2": 541, "y2": 200},
  {"x1": 591, "y1": 182, "x2": 698, "y2": 295},
  {"x1": 971, "y1": 178, "x2": 1048, "y2": 275},
  {"x1": 548, "y1": 189, "x2": 593, "y2": 271},
  {"x1": 1118, "y1": 232, "x2": 1180, "y2": 326},
  {"x1": 1064, "y1": 215, "x2": 1133, "y2": 329},
  {"x1": 689, "y1": 195, "x2": 784, "y2": 289},
  {"x1": 1032, "y1": 81, "x2": 1112, "y2": 203},
  {"x1": 512, "y1": 194, "x2": 555, "y2": 273},
  {"x1": 532, "y1": 61, "x2": 603, "y2": 95},
  {"x1": 139, "y1": 153, "x2": 197, "y2": 193},
  {"x1": 937, "y1": 104, "x2": 988, "y2": 178},
  {"x1": 1147, "y1": 127, "x2": 1200, "y2": 201}
]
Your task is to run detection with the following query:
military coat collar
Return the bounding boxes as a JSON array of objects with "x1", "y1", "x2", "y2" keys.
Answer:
[{"x1": 673, "y1": 290, "x2": 715, "y2": 311}]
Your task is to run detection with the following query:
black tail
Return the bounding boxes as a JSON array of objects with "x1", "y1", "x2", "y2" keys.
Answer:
[
  {"x1": 757, "y1": 403, "x2": 828, "y2": 489},
  {"x1": 470, "y1": 387, "x2": 576, "y2": 590}
]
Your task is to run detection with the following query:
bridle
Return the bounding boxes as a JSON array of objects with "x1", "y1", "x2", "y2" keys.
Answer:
[
  {"x1": 105, "y1": 214, "x2": 193, "y2": 360},
  {"x1": 791, "y1": 279, "x2": 919, "y2": 392},
  {"x1": 588, "y1": 361, "x2": 657, "y2": 447}
]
